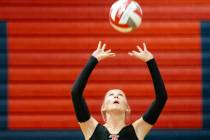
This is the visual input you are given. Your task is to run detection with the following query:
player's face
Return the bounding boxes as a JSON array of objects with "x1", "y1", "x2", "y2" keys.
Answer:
[{"x1": 103, "y1": 89, "x2": 130, "y2": 113}]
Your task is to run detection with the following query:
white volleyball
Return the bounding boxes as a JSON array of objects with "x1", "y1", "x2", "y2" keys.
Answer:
[{"x1": 109, "y1": 0, "x2": 143, "y2": 33}]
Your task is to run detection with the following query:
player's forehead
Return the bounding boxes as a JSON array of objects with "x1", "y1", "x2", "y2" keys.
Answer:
[{"x1": 105, "y1": 89, "x2": 125, "y2": 96}]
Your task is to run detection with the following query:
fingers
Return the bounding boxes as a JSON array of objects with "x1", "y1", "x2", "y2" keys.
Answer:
[
  {"x1": 97, "y1": 41, "x2": 149, "y2": 60},
  {"x1": 137, "y1": 46, "x2": 143, "y2": 53},
  {"x1": 97, "y1": 41, "x2": 107, "y2": 51},
  {"x1": 137, "y1": 42, "x2": 147, "y2": 52},
  {"x1": 143, "y1": 42, "x2": 147, "y2": 52},
  {"x1": 97, "y1": 41, "x2": 114, "y2": 55},
  {"x1": 97, "y1": 41, "x2": 106, "y2": 50},
  {"x1": 97, "y1": 41, "x2": 101, "y2": 50},
  {"x1": 99, "y1": 53, "x2": 116, "y2": 61},
  {"x1": 105, "y1": 49, "x2": 111, "y2": 53},
  {"x1": 128, "y1": 52, "x2": 133, "y2": 56},
  {"x1": 108, "y1": 53, "x2": 116, "y2": 57},
  {"x1": 128, "y1": 51, "x2": 138, "y2": 57},
  {"x1": 133, "y1": 42, "x2": 148, "y2": 54},
  {"x1": 106, "y1": 49, "x2": 116, "y2": 57},
  {"x1": 132, "y1": 50, "x2": 139, "y2": 54},
  {"x1": 101, "y1": 43, "x2": 106, "y2": 51},
  {"x1": 129, "y1": 47, "x2": 143, "y2": 56},
  {"x1": 128, "y1": 42, "x2": 148, "y2": 58}
]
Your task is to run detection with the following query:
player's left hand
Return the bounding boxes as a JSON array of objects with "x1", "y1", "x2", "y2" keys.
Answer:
[{"x1": 128, "y1": 42, "x2": 154, "y2": 62}]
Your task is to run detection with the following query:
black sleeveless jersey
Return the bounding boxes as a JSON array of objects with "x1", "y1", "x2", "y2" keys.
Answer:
[{"x1": 89, "y1": 124, "x2": 139, "y2": 140}]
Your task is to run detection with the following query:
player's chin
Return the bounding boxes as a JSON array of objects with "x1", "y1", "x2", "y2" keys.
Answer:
[{"x1": 108, "y1": 106, "x2": 125, "y2": 112}]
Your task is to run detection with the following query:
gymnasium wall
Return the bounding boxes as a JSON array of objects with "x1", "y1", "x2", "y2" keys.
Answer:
[{"x1": 0, "y1": 0, "x2": 210, "y2": 139}]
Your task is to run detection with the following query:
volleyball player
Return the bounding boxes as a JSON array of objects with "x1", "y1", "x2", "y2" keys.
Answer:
[{"x1": 71, "y1": 41, "x2": 168, "y2": 140}]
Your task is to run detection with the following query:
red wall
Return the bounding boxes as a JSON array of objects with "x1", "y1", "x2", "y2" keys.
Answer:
[{"x1": 0, "y1": 0, "x2": 209, "y2": 129}]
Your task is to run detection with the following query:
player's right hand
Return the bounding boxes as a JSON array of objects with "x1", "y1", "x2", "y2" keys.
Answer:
[{"x1": 92, "y1": 41, "x2": 116, "y2": 62}]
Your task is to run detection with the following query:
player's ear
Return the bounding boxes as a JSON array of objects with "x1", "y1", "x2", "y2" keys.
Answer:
[
  {"x1": 101, "y1": 103, "x2": 106, "y2": 122},
  {"x1": 125, "y1": 104, "x2": 131, "y2": 123},
  {"x1": 126, "y1": 104, "x2": 131, "y2": 114}
]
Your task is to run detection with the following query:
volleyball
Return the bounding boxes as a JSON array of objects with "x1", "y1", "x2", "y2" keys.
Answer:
[{"x1": 109, "y1": 0, "x2": 143, "y2": 33}]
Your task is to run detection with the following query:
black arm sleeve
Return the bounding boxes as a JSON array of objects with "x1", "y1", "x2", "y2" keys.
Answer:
[
  {"x1": 142, "y1": 59, "x2": 168, "y2": 125},
  {"x1": 71, "y1": 56, "x2": 98, "y2": 122}
]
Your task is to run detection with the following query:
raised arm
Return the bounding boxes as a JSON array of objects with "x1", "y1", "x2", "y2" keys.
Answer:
[
  {"x1": 71, "y1": 56, "x2": 98, "y2": 122},
  {"x1": 143, "y1": 58, "x2": 168, "y2": 124},
  {"x1": 71, "y1": 41, "x2": 115, "y2": 140},
  {"x1": 129, "y1": 43, "x2": 168, "y2": 139}
]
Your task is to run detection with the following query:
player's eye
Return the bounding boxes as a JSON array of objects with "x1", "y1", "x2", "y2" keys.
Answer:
[
  {"x1": 118, "y1": 93, "x2": 123, "y2": 97},
  {"x1": 109, "y1": 93, "x2": 114, "y2": 96}
]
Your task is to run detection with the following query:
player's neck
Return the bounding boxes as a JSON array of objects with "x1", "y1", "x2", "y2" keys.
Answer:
[{"x1": 104, "y1": 112, "x2": 126, "y2": 134}]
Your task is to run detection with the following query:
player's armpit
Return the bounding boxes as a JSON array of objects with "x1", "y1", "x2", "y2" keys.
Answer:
[
  {"x1": 132, "y1": 117, "x2": 153, "y2": 139},
  {"x1": 79, "y1": 116, "x2": 99, "y2": 140}
]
